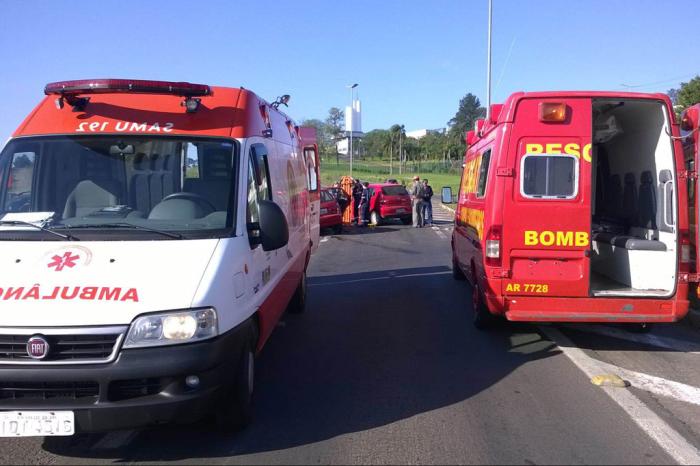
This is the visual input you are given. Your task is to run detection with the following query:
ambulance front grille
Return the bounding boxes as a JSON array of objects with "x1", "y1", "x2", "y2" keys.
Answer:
[{"x1": 0, "y1": 326, "x2": 127, "y2": 365}]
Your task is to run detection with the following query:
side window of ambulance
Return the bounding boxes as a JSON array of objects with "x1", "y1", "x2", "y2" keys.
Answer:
[
  {"x1": 246, "y1": 144, "x2": 272, "y2": 247},
  {"x1": 476, "y1": 149, "x2": 491, "y2": 198},
  {"x1": 304, "y1": 148, "x2": 318, "y2": 192},
  {"x1": 3, "y1": 152, "x2": 36, "y2": 212},
  {"x1": 521, "y1": 154, "x2": 578, "y2": 199},
  {"x1": 252, "y1": 144, "x2": 271, "y2": 201}
]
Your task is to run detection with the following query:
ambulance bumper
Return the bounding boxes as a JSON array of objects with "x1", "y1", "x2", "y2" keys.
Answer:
[
  {"x1": 0, "y1": 321, "x2": 250, "y2": 433},
  {"x1": 503, "y1": 295, "x2": 689, "y2": 323}
]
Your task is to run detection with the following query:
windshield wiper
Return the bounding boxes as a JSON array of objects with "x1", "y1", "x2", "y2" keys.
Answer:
[
  {"x1": 0, "y1": 220, "x2": 78, "y2": 241},
  {"x1": 63, "y1": 223, "x2": 185, "y2": 240}
]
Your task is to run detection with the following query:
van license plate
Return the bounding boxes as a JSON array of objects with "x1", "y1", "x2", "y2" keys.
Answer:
[{"x1": 0, "y1": 411, "x2": 74, "y2": 437}]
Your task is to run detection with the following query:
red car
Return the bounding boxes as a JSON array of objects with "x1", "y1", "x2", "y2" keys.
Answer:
[
  {"x1": 368, "y1": 183, "x2": 412, "y2": 225},
  {"x1": 320, "y1": 188, "x2": 343, "y2": 234}
]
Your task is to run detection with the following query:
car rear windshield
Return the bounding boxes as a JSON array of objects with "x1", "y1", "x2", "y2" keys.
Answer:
[
  {"x1": 0, "y1": 135, "x2": 238, "y2": 240},
  {"x1": 320, "y1": 190, "x2": 335, "y2": 202},
  {"x1": 382, "y1": 186, "x2": 408, "y2": 196}
]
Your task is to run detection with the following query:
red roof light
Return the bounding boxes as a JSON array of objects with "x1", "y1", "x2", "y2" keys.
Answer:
[{"x1": 44, "y1": 79, "x2": 212, "y2": 97}]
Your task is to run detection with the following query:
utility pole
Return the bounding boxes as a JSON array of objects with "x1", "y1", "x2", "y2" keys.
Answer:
[
  {"x1": 485, "y1": 0, "x2": 493, "y2": 120},
  {"x1": 399, "y1": 130, "x2": 403, "y2": 175},
  {"x1": 347, "y1": 83, "x2": 358, "y2": 177}
]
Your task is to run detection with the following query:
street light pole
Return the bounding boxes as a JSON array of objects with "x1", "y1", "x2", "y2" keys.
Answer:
[
  {"x1": 347, "y1": 83, "x2": 358, "y2": 177},
  {"x1": 485, "y1": 0, "x2": 493, "y2": 120}
]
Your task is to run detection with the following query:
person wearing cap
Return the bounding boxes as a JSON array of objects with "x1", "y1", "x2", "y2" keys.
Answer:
[{"x1": 410, "y1": 176, "x2": 425, "y2": 228}]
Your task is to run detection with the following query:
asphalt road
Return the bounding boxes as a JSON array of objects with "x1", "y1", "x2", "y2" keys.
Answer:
[{"x1": 1, "y1": 205, "x2": 700, "y2": 464}]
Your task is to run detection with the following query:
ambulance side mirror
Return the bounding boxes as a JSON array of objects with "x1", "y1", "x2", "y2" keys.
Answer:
[{"x1": 258, "y1": 200, "x2": 289, "y2": 251}]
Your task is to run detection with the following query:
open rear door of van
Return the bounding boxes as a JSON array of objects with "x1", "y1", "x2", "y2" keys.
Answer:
[
  {"x1": 501, "y1": 97, "x2": 593, "y2": 299},
  {"x1": 682, "y1": 105, "x2": 700, "y2": 286}
]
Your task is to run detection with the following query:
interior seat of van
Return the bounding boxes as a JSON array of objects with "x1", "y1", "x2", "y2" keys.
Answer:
[
  {"x1": 590, "y1": 99, "x2": 677, "y2": 297},
  {"x1": 63, "y1": 179, "x2": 119, "y2": 218}
]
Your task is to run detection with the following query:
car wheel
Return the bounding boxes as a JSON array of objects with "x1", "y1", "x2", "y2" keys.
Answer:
[
  {"x1": 216, "y1": 324, "x2": 256, "y2": 431},
  {"x1": 370, "y1": 211, "x2": 381, "y2": 226},
  {"x1": 472, "y1": 282, "x2": 496, "y2": 330},
  {"x1": 452, "y1": 255, "x2": 466, "y2": 281},
  {"x1": 287, "y1": 272, "x2": 307, "y2": 314}
]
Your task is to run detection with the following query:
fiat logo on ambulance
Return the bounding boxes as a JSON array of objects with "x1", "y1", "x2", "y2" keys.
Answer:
[{"x1": 26, "y1": 336, "x2": 50, "y2": 360}]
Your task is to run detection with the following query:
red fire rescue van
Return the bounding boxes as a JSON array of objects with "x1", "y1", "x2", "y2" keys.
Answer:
[
  {"x1": 0, "y1": 79, "x2": 320, "y2": 435},
  {"x1": 452, "y1": 91, "x2": 692, "y2": 329}
]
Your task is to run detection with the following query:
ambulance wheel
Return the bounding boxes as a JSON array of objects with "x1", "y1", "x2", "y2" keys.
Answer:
[
  {"x1": 452, "y1": 256, "x2": 466, "y2": 281},
  {"x1": 216, "y1": 326, "x2": 256, "y2": 431},
  {"x1": 472, "y1": 282, "x2": 496, "y2": 330},
  {"x1": 287, "y1": 272, "x2": 307, "y2": 314},
  {"x1": 370, "y1": 211, "x2": 381, "y2": 226},
  {"x1": 333, "y1": 224, "x2": 343, "y2": 234},
  {"x1": 401, "y1": 216, "x2": 412, "y2": 225}
]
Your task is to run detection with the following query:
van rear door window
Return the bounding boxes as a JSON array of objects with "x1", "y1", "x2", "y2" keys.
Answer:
[
  {"x1": 476, "y1": 150, "x2": 491, "y2": 198},
  {"x1": 521, "y1": 154, "x2": 578, "y2": 199}
]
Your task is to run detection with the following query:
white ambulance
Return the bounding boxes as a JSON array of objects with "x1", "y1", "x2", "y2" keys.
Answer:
[{"x1": 0, "y1": 79, "x2": 320, "y2": 435}]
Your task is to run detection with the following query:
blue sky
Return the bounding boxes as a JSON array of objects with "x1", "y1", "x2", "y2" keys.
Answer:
[{"x1": 1, "y1": 0, "x2": 698, "y2": 140}]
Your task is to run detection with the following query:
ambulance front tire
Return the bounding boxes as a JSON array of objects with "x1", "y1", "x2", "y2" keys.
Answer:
[
  {"x1": 287, "y1": 272, "x2": 307, "y2": 314},
  {"x1": 216, "y1": 323, "x2": 257, "y2": 432},
  {"x1": 472, "y1": 282, "x2": 497, "y2": 330}
]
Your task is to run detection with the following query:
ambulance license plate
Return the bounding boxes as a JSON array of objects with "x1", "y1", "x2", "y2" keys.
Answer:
[{"x1": 0, "y1": 411, "x2": 74, "y2": 437}]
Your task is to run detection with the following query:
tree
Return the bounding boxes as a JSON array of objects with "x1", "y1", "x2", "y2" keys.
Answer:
[
  {"x1": 447, "y1": 93, "x2": 486, "y2": 158},
  {"x1": 676, "y1": 76, "x2": 700, "y2": 111},
  {"x1": 299, "y1": 118, "x2": 329, "y2": 158},
  {"x1": 325, "y1": 107, "x2": 345, "y2": 164}
]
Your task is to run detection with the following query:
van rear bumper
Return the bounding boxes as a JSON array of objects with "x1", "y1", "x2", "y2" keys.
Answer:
[
  {"x1": 501, "y1": 296, "x2": 689, "y2": 323},
  {"x1": 0, "y1": 320, "x2": 252, "y2": 433}
]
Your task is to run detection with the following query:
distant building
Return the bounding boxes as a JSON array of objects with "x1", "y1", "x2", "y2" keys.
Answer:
[
  {"x1": 337, "y1": 98, "x2": 363, "y2": 157},
  {"x1": 406, "y1": 128, "x2": 447, "y2": 140}
]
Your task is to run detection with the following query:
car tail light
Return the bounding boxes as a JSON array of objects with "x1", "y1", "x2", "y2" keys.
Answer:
[
  {"x1": 681, "y1": 229, "x2": 691, "y2": 264},
  {"x1": 539, "y1": 102, "x2": 567, "y2": 122},
  {"x1": 44, "y1": 79, "x2": 212, "y2": 97},
  {"x1": 485, "y1": 225, "x2": 502, "y2": 267}
]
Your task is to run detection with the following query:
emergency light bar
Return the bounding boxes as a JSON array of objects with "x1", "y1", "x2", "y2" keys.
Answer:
[{"x1": 44, "y1": 79, "x2": 212, "y2": 112}]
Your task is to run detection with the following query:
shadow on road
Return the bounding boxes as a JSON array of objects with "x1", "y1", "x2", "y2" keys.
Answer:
[{"x1": 41, "y1": 266, "x2": 560, "y2": 462}]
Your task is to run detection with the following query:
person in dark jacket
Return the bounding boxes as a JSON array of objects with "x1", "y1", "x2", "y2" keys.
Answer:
[
  {"x1": 422, "y1": 179, "x2": 434, "y2": 226},
  {"x1": 352, "y1": 180, "x2": 362, "y2": 224},
  {"x1": 359, "y1": 181, "x2": 371, "y2": 226}
]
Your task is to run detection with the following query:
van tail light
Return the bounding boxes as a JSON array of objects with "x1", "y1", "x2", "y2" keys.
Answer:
[
  {"x1": 539, "y1": 102, "x2": 567, "y2": 122},
  {"x1": 680, "y1": 229, "x2": 691, "y2": 264},
  {"x1": 485, "y1": 225, "x2": 502, "y2": 267}
]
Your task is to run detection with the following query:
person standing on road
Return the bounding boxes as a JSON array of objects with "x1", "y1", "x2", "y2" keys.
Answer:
[
  {"x1": 352, "y1": 179, "x2": 362, "y2": 224},
  {"x1": 422, "y1": 179, "x2": 434, "y2": 226},
  {"x1": 410, "y1": 176, "x2": 425, "y2": 228},
  {"x1": 359, "y1": 181, "x2": 371, "y2": 227}
]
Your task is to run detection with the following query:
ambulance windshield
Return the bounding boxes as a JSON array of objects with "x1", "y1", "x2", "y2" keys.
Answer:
[{"x1": 0, "y1": 136, "x2": 237, "y2": 240}]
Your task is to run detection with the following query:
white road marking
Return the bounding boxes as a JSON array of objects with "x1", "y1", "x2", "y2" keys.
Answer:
[
  {"x1": 320, "y1": 237, "x2": 330, "y2": 243},
  {"x1": 92, "y1": 430, "x2": 138, "y2": 450},
  {"x1": 433, "y1": 227, "x2": 447, "y2": 239},
  {"x1": 562, "y1": 323, "x2": 700, "y2": 355},
  {"x1": 540, "y1": 326, "x2": 700, "y2": 465}
]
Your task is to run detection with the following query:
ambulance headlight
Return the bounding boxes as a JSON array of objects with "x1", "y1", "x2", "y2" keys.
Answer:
[{"x1": 124, "y1": 308, "x2": 218, "y2": 348}]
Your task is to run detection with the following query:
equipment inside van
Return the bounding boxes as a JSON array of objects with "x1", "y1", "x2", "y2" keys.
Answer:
[{"x1": 591, "y1": 100, "x2": 677, "y2": 297}]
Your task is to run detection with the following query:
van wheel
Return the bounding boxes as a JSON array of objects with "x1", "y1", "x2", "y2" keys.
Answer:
[
  {"x1": 287, "y1": 272, "x2": 307, "y2": 314},
  {"x1": 401, "y1": 216, "x2": 412, "y2": 225},
  {"x1": 370, "y1": 211, "x2": 381, "y2": 226},
  {"x1": 333, "y1": 224, "x2": 343, "y2": 234},
  {"x1": 452, "y1": 256, "x2": 466, "y2": 281},
  {"x1": 472, "y1": 282, "x2": 496, "y2": 330},
  {"x1": 216, "y1": 327, "x2": 256, "y2": 431}
]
